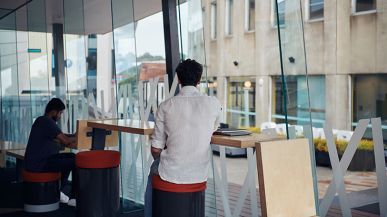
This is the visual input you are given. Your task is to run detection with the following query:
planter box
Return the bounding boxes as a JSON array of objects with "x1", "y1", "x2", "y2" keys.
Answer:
[
  {"x1": 315, "y1": 150, "x2": 376, "y2": 171},
  {"x1": 348, "y1": 150, "x2": 375, "y2": 171},
  {"x1": 315, "y1": 151, "x2": 331, "y2": 167}
]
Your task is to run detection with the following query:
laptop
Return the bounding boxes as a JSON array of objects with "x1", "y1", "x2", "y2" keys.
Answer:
[{"x1": 213, "y1": 128, "x2": 252, "y2": 136}]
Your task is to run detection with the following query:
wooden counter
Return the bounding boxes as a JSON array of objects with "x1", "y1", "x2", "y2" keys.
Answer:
[
  {"x1": 211, "y1": 133, "x2": 282, "y2": 148},
  {"x1": 87, "y1": 119, "x2": 155, "y2": 135}
]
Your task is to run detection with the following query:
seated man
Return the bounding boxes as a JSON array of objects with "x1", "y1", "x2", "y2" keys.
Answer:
[
  {"x1": 24, "y1": 98, "x2": 77, "y2": 207},
  {"x1": 149, "y1": 59, "x2": 222, "y2": 217}
]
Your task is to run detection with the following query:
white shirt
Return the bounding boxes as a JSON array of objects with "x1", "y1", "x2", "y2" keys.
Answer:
[{"x1": 151, "y1": 86, "x2": 222, "y2": 184}]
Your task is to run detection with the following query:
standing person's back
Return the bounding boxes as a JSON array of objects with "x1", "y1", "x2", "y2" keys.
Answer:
[
  {"x1": 147, "y1": 59, "x2": 222, "y2": 217},
  {"x1": 154, "y1": 86, "x2": 221, "y2": 183}
]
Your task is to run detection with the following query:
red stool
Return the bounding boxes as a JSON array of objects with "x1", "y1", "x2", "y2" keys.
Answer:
[
  {"x1": 152, "y1": 175, "x2": 207, "y2": 217},
  {"x1": 76, "y1": 150, "x2": 120, "y2": 217},
  {"x1": 22, "y1": 170, "x2": 61, "y2": 213}
]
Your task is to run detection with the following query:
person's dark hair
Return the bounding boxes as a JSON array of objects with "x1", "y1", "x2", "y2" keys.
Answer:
[
  {"x1": 45, "y1": 98, "x2": 65, "y2": 114},
  {"x1": 175, "y1": 59, "x2": 203, "y2": 86}
]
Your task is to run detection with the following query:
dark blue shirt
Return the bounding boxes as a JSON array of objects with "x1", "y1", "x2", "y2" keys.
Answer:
[{"x1": 25, "y1": 116, "x2": 62, "y2": 171}]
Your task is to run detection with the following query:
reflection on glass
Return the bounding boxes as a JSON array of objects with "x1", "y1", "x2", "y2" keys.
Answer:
[
  {"x1": 353, "y1": 74, "x2": 387, "y2": 143},
  {"x1": 274, "y1": 0, "x2": 285, "y2": 27},
  {"x1": 273, "y1": 75, "x2": 325, "y2": 127}
]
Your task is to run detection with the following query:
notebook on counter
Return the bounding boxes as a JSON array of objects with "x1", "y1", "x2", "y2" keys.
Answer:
[{"x1": 213, "y1": 128, "x2": 252, "y2": 136}]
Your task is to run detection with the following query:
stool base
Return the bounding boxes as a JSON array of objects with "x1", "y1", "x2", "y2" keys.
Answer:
[{"x1": 24, "y1": 202, "x2": 59, "y2": 213}]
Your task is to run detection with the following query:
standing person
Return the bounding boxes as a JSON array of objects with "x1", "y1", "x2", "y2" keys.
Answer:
[
  {"x1": 145, "y1": 59, "x2": 222, "y2": 217},
  {"x1": 24, "y1": 98, "x2": 77, "y2": 207}
]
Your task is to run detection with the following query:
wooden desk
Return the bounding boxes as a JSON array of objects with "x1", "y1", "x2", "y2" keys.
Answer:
[
  {"x1": 0, "y1": 141, "x2": 26, "y2": 168},
  {"x1": 211, "y1": 133, "x2": 282, "y2": 148},
  {"x1": 87, "y1": 119, "x2": 155, "y2": 150},
  {"x1": 87, "y1": 119, "x2": 155, "y2": 135}
]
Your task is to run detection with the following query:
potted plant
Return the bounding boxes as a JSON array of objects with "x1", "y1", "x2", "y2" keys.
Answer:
[{"x1": 314, "y1": 138, "x2": 332, "y2": 167}]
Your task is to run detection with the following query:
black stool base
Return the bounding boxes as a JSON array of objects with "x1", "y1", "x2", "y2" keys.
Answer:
[{"x1": 152, "y1": 189, "x2": 205, "y2": 217}]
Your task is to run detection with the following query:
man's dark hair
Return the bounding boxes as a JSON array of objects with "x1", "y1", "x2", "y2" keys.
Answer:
[
  {"x1": 45, "y1": 98, "x2": 65, "y2": 114},
  {"x1": 175, "y1": 59, "x2": 203, "y2": 86}
]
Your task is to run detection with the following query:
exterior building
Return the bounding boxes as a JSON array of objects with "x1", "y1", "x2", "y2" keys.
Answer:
[{"x1": 202, "y1": 0, "x2": 387, "y2": 139}]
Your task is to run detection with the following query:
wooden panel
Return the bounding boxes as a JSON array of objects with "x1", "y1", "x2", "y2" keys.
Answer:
[
  {"x1": 211, "y1": 133, "x2": 282, "y2": 148},
  {"x1": 76, "y1": 120, "x2": 119, "y2": 150},
  {"x1": 256, "y1": 138, "x2": 316, "y2": 217},
  {"x1": 87, "y1": 119, "x2": 155, "y2": 135}
]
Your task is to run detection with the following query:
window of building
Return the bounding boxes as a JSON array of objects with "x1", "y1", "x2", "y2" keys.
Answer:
[
  {"x1": 353, "y1": 0, "x2": 376, "y2": 13},
  {"x1": 245, "y1": 0, "x2": 255, "y2": 31},
  {"x1": 273, "y1": 75, "x2": 326, "y2": 126},
  {"x1": 227, "y1": 77, "x2": 256, "y2": 128},
  {"x1": 353, "y1": 74, "x2": 387, "y2": 142},
  {"x1": 308, "y1": 0, "x2": 324, "y2": 20},
  {"x1": 211, "y1": 1, "x2": 217, "y2": 39},
  {"x1": 273, "y1": 0, "x2": 285, "y2": 27},
  {"x1": 225, "y1": 0, "x2": 233, "y2": 35}
]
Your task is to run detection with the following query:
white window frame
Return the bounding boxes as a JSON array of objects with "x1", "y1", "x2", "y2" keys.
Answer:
[
  {"x1": 351, "y1": 0, "x2": 377, "y2": 15},
  {"x1": 225, "y1": 0, "x2": 233, "y2": 36},
  {"x1": 271, "y1": 0, "x2": 285, "y2": 28},
  {"x1": 211, "y1": 1, "x2": 217, "y2": 40},
  {"x1": 244, "y1": 0, "x2": 255, "y2": 32},
  {"x1": 305, "y1": 0, "x2": 324, "y2": 22}
]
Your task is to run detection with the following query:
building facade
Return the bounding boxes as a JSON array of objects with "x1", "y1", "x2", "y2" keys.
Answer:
[{"x1": 202, "y1": 0, "x2": 387, "y2": 137}]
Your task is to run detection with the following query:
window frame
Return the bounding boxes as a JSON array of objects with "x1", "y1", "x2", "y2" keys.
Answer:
[
  {"x1": 351, "y1": 0, "x2": 377, "y2": 15},
  {"x1": 244, "y1": 0, "x2": 255, "y2": 32},
  {"x1": 225, "y1": 0, "x2": 233, "y2": 36},
  {"x1": 271, "y1": 0, "x2": 285, "y2": 28},
  {"x1": 210, "y1": 1, "x2": 217, "y2": 40},
  {"x1": 305, "y1": 0, "x2": 324, "y2": 22}
]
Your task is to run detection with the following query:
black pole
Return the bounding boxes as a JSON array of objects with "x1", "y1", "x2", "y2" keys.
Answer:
[
  {"x1": 162, "y1": 0, "x2": 181, "y2": 91},
  {"x1": 274, "y1": 1, "x2": 289, "y2": 139},
  {"x1": 53, "y1": 23, "x2": 66, "y2": 100}
]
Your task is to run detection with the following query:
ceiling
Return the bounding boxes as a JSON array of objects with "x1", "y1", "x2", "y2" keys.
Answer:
[{"x1": 0, "y1": 0, "x2": 165, "y2": 34}]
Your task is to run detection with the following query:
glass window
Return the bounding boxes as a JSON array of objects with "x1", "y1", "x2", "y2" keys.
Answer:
[
  {"x1": 225, "y1": 0, "x2": 233, "y2": 35},
  {"x1": 273, "y1": 75, "x2": 326, "y2": 127},
  {"x1": 245, "y1": 0, "x2": 255, "y2": 31},
  {"x1": 354, "y1": 0, "x2": 376, "y2": 13},
  {"x1": 353, "y1": 74, "x2": 387, "y2": 142},
  {"x1": 309, "y1": 0, "x2": 324, "y2": 20},
  {"x1": 227, "y1": 77, "x2": 256, "y2": 128},
  {"x1": 274, "y1": 0, "x2": 285, "y2": 27},
  {"x1": 211, "y1": 1, "x2": 217, "y2": 39}
]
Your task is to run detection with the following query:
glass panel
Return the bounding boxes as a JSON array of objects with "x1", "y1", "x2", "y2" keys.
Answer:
[
  {"x1": 246, "y1": 0, "x2": 255, "y2": 31},
  {"x1": 16, "y1": 6, "x2": 32, "y2": 144},
  {"x1": 63, "y1": 0, "x2": 88, "y2": 133},
  {"x1": 0, "y1": 13, "x2": 20, "y2": 142},
  {"x1": 310, "y1": 0, "x2": 324, "y2": 20},
  {"x1": 225, "y1": 0, "x2": 233, "y2": 35},
  {"x1": 274, "y1": 0, "x2": 285, "y2": 27},
  {"x1": 356, "y1": 0, "x2": 376, "y2": 12},
  {"x1": 353, "y1": 74, "x2": 387, "y2": 143},
  {"x1": 275, "y1": 0, "x2": 319, "y2": 212},
  {"x1": 111, "y1": 0, "x2": 145, "y2": 208},
  {"x1": 211, "y1": 2, "x2": 217, "y2": 39},
  {"x1": 27, "y1": 0, "x2": 50, "y2": 121}
]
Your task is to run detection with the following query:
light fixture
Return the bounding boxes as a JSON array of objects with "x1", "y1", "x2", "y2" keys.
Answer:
[{"x1": 244, "y1": 81, "x2": 252, "y2": 89}]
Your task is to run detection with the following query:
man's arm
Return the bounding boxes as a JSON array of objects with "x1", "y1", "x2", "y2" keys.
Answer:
[
  {"x1": 151, "y1": 104, "x2": 167, "y2": 159},
  {"x1": 56, "y1": 133, "x2": 77, "y2": 149},
  {"x1": 151, "y1": 147, "x2": 162, "y2": 159}
]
